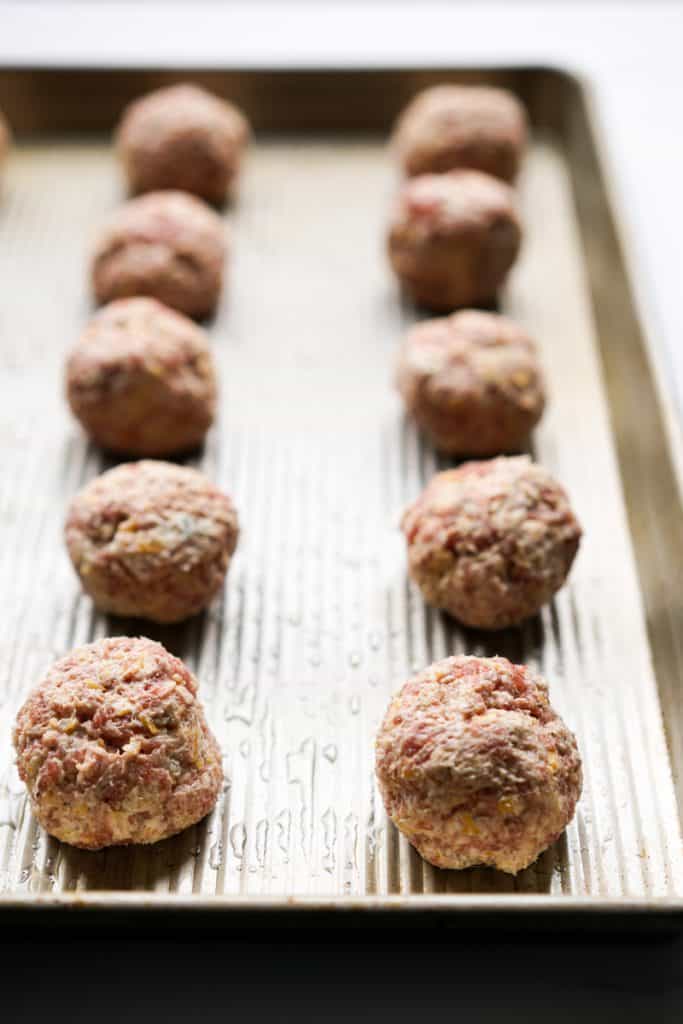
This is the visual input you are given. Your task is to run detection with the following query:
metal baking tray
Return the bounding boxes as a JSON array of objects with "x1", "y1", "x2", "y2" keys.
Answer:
[{"x1": 0, "y1": 66, "x2": 682, "y2": 925}]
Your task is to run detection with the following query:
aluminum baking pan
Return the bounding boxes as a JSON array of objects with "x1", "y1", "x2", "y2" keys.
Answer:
[{"x1": 0, "y1": 66, "x2": 681, "y2": 921}]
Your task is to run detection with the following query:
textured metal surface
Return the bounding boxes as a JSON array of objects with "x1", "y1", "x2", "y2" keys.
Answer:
[{"x1": 0, "y1": 88, "x2": 682, "y2": 907}]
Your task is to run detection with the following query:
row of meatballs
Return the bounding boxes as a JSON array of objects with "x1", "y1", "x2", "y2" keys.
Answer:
[
  {"x1": 59, "y1": 82, "x2": 536, "y2": 463},
  {"x1": 69, "y1": 84, "x2": 244, "y2": 456},
  {"x1": 6, "y1": 88, "x2": 246, "y2": 854},
  {"x1": 12, "y1": 82, "x2": 581, "y2": 877},
  {"x1": 388, "y1": 92, "x2": 580, "y2": 873},
  {"x1": 68, "y1": 292, "x2": 544, "y2": 463},
  {"x1": 15, "y1": 640, "x2": 581, "y2": 875},
  {"x1": 65, "y1": 453, "x2": 580, "y2": 633}
]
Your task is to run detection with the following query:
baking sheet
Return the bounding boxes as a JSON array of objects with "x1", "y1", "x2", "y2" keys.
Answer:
[{"x1": 0, "y1": 68, "x2": 681, "y2": 912}]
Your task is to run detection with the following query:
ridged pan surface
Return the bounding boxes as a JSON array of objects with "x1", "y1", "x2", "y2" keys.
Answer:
[{"x1": 0, "y1": 131, "x2": 681, "y2": 904}]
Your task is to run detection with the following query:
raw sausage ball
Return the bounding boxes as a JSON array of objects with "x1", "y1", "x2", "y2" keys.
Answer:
[
  {"x1": 13, "y1": 636, "x2": 222, "y2": 850},
  {"x1": 392, "y1": 84, "x2": 527, "y2": 182},
  {"x1": 116, "y1": 83, "x2": 250, "y2": 205},
  {"x1": 66, "y1": 297, "x2": 217, "y2": 457},
  {"x1": 91, "y1": 190, "x2": 226, "y2": 319},
  {"x1": 402, "y1": 456, "x2": 581, "y2": 630},
  {"x1": 387, "y1": 170, "x2": 522, "y2": 311},
  {"x1": 396, "y1": 309, "x2": 545, "y2": 455},
  {"x1": 375, "y1": 655, "x2": 582, "y2": 873},
  {"x1": 65, "y1": 461, "x2": 239, "y2": 624},
  {"x1": 0, "y1": 108, "x2": 10, "y2": 174}
]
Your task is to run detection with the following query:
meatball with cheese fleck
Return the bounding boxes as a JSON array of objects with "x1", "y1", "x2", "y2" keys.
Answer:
[
  {"x1": 66, "y1": 297, "x2": 217, "y2": 457},
  {"x1": 402, "y1": 456, "x2": 581, "y2": 630},
  {"x1": 393, "y1": 84, "x2": 527, "y2": 182},
  {"x1": 116, "y1": 83, "x2": 250, "y2": 204},
  {"x1": 376, "y1": 655, "x2": 582, "y2": 873},
  {"x1": 387, "y1": 170, "x2": 522, "y2": 311},
  {"x1": 396, "y1": 309, "x2": 544, "y2": 455},
  {"x1": 91, "y1": 190, "x2": 226, "y2": 319},
  {"x1": 65, "y1": 461, "x2": 239, "y2": 624},
  {"x1": 13, "y1": 637, "x2": 222, "y2": 850}
]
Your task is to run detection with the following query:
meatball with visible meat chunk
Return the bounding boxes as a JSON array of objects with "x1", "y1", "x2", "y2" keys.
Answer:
[
  {"x1": 91, "y1": 190, "x2": 226, "y2": 319},
  {"x1": 387, "y1": 170, "x2": 522, "y2": 311},
  {"x1": 65, "y1": 460, "x2": 239, "y2": 624},
  {"x1": 392, "y1": 84, "x2": 527, "y2": 182},
  {"x1": 396, "y1": 309, "x2": 545, "y2": 455},
  {"x1": 376, "y1": 655, "x2": 582, "y2": 873},
  {"x1": 402, "y1": 456, "x2": 581, "y2": 630},
  {"x1": 13, "y1": 637, "x2": 223, "y2": 850},
  {"x1": 116, "y1": 83, "x2": 250, "y2": 205},
  {"x1": 66, "y1": 297, "x2": 217, "y2": 457}
]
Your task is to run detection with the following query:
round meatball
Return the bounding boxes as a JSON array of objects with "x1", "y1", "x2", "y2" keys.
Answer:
[
  {"x1": 66, "y1": 297, "x2": 217, "y2": 457},
  {"x1": 375, "y1": 655, "x2": 582, "y2": 873},
  {"x1": 387, "y1": 170, "x2": 522, "y2": 311},
  {"x1": 91, "y1": 190, "x2": 226, "y2": 319},
  {"x1": 396, "y1": 309, "x2": 545, "y2": 455},
  {"x1": 116, "y1": 83, "x2": 250, "y2": 205},
  {"x1": 0, "y1": 108, "x2": 10, "y2": 175},
  {"x1": 392, "y1": 84, "x2": 527, "y2": 182},
  {"x1": 13, "y1": 637, "x2": 222, "y2": 850},
  {"x1": 65, "y1": 461, "x2": 239, "y2": 624},
  {"x1": 402, "y1": 456, "x2": 581, "y2": 630}
]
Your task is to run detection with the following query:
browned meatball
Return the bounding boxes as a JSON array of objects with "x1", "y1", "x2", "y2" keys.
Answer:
[
  {"x1": 387, "y1": 171, "x2": 522, "y2": 311},
  {"x1": 392, "y1": 85, "x2": 528, "y2": 182},
  {"x1": 13, "y1": 637, "x2": 222, "y2": 850},
  {"x1": 376, "y1": 655, "x2": 582, "y2": 873},
  {"x1": 66, "y1": 297, "x2": 217, "y2": 457},
  {"x1": 396, "y1": 310, "x2": 545, "y2": 455},
  {"x1": 65, "y1": 461, "x2": 239, "y2": 624},
  {"x1": 402, "y1": 456, "x2": 581, "y2": 630},
  {"x1": 116, "y1": 83, "x2": 250, "y2": 205},
  {"x1": 91, "y1": 191, "x2": 226, "y2": 319}
]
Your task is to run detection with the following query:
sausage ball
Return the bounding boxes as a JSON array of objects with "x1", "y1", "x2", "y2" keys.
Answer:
[
  {"x1": 376, "y1": 655, "x2": 582, "y2": 873},
  {"x1": 91, "y1": 190, "x2": 226, "y2": 319},
  {"x1": 396, "y1": 309, "x2": 545, "y2": 455},
  {"x1": 0, "y1": 108, "x2": 10, "y2": 175},
  {"x1": 402, "y1": 456, "x2": 581, "y2": 630},
  {"x1": 116, "y1": 83, "x2": 250, "y2": 205},
  {"x1": 392, "y1": 84, "x2": 527, "y2": 182},
  {"x1": 13, "y1": 637, "x2": 222, "y2": 850},
  {"x1": 65, "y1": 461, "x2": 239, "y2": 624},
  {"x1": 66, "y1": 297, "x2": 217, "y2": 457},
  {"x1": 387, "y1": 170, "x2": 522, "y2": 311}
]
